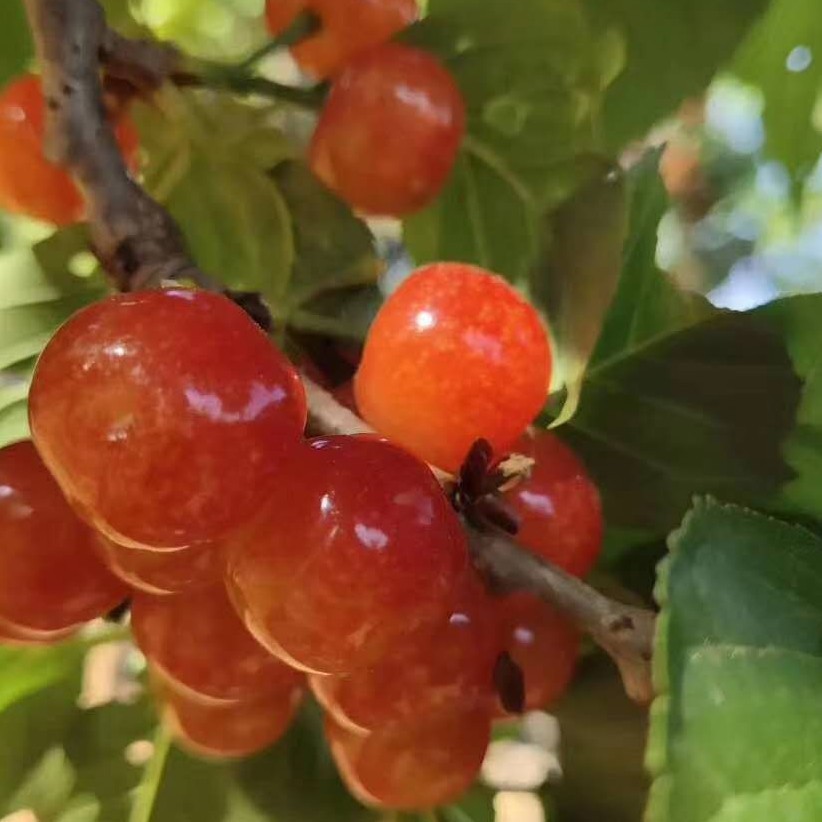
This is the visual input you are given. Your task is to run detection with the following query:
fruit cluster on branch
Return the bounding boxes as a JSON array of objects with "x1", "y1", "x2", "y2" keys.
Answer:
[{"x1": 20, "y1": 0, "x2": 654, "y2": 707}]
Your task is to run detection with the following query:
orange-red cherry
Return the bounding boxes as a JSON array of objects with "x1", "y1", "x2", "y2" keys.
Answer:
[
  {"x1": 265, "y1": 0, "x2": 418, "y2": 80},
  {"x1": 0, "y1": 441, "x2": 127, "y2": 636},
  {"x1": 0, "y1": 74, "x2": 139, "y2": 225},
  {"x1": 311, "y1": 570, "x2": 499, "y2": 731},
  {"x1": 131, "y1": 584, "x2": 302, "y2": 704},
  {"x1": 155, "y1": 675, "x2": 303, "y2": 759},
  {"x1": 326, "y1": 708, "x2": 491, "y2": 810},
  {"x1": 227, "y1": 435, "x2": 467, "y2": 674},
  {"x1": 503, "y1": 429, "x2": 603, "y2": 577},
  {"x1": 355, "y1": 263, "x2": 552, "y2": 472},
  {"x1": 310, "y1": 44, "x2": 465, "y2": 216},
  {"x1": 29, "y1": 289, "x2": 307, "y2": 549},
  {"x1": 93, "y1": 536, "x2": 224, "y2": 596},
  {"x1": 495, "y1": 593, "x2": 579, "y2": 713}
]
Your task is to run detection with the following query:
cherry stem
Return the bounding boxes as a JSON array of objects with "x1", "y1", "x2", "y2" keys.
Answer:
[
  {"x1": 236, "y1": 11, "x2": 321, "y2": 71},
  {"x1": 128, "y1": 723, "x2": 172, "y2": 822},
  {"x1": 23, "y1": 0, "x2": 655, "y2": 705}
]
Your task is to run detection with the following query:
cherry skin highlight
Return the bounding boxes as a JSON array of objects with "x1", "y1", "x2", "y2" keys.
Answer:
[
  {"x1": 355, "y1": 263, "x2": 552, "y2": 472},
  {"x1": 155, "y1": 674, "x2": 304, "y2": 759},
  {"x1": 227, "y1": 435, "x2": 467, "y2": 674},
  {"x1": 29, "y1": 289, "x2": 307, "y2": 549},
  {"x1": 0, "y1": 74, "x2": 139, "y2": 225},
  {"x1": 310, "y1": 43, "x2": 465, "y2": 216},
  {"x1": 265, "y1": 0, "x2": 417, "y2": 79},
  {"x1": 0, "y1": 441, "x2": 128, "y2": 636},
  {"x1": 326, "y1": 708, "x2": 491, "y2": 810},
  {"x1": 495, "y1": 592, "x2": 579, "y2": 713},
  {"x1": 311, "y1": 570, "x2": 499, "y2": 731},
  {"x1": 131, "y1": 584, "x2": 303, "y2": 704},
  {"x1": 93, "y1": 536, "x2": 224, "y2": 596},
  {"x1": 503, "y1": 429, "x2": 603, "y2": 577}
]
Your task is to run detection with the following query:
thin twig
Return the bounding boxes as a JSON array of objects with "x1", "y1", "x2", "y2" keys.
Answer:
[{"x1": 22, "y1": 0, "x2": 655, "y2": 704}]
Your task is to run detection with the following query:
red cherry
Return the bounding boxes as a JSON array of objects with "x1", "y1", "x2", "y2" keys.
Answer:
[
  {"x1": 226, "y1": 435, "x2": 467, "y2": 674},
  {"x1": 0, "y1": 74, "x2": 139, "y2": 225},
  {"x1": 311, "y1": 570, "x2": 499, "y2": 731},
  {"x1": 326, "y1": 707, "x2": 491, "y2": 810},
  {"x1": 0, "y1": 441, "x2": 128, "y2": 636},
  {"x1": 29, "y1": 289, "x2": 307, "y2": 549},
  {"x1": 495, "y1": 593, "x2": 579, "y2": 713},
  {"x1": 503, "y1": 430, "x2": 602, "y2": 577},
  {"x1": 265, "y1": 0, "x2": 418, "y2": 80},
  {"x1": 131, "y1": 584, "x2": 303, "y2": 704},
  {"x1": 155, "y1": 674, "x2": 304, "y2": 759},
  {"x1": 310, "y1": 44, "x2": 465, "y2": 216},
  {"x1": 93, "y1": 535, "x2": 224, "y2": 596},
  {"x1": 355, "y1": 263, "x2": 552, "y2": 472}
]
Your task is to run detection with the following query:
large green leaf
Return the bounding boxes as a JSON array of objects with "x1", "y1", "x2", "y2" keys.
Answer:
[
  {"x1": 648, "y1": 499, "x2": 822, "y2": 822},
  {"x1": 734, "y1": 0, "x2": 822, "y2": 179},
  {"x1": 403, "y1": 0, "x2": 610, "y2": 281},
  {"x1": 548, "y1": 159, "x2": 804, "y2": 533},
  {"x1": 137, "y1": 90, "x2": 296, "y2": 307},
  {"x1": 588, "y1": 0, "x2": 769, "y2": 149}
]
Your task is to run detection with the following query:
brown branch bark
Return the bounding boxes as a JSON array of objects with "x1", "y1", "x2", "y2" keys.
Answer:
[{"x1": 22, "y1": 0, "x2": 655, "y2": 704}]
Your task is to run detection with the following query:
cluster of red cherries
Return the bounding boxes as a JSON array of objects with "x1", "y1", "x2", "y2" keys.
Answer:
[
  {"x1": 0, "y1": 0, "x2": 464, "y2": 225},
  {"x1": 0, "y1": 260, "x2": 601, "y2": 810},
  {"x1": 0, "y1": 1, "x2": 603, "y2": 812}
]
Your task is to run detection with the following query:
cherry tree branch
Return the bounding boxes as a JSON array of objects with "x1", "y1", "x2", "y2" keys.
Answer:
[{"x1": 22, "y1": 0, "x2": 655, "y2": 704}]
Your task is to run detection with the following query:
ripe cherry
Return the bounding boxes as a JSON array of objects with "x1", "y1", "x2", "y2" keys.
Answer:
[
  {"x1": 265, "y1": 0, "x2": 418, "y2": 80},
  {"x1": 326, "y1": 707, "x2": 491, "y2": 810},
  {"x1": 131, "y1": 584, "x2": 303, "y2": 704},
  {"x1": 311, "y1": 570, "x2": 499, "y2": 731},
  {"x1": 29, "y1": 289, "x2": 307, "y2": 550},
  {"x1": 495, "y1": 593, "x2": 579, "y2": 713},
  {"x1": 93, "y1": 536, "x2": 224, "y2": 596},
  {"x1": 0, "y1": 441, "x2": 128, "y2": 636},
  {"x1": 503, "y1": 429, "x2": 602, "y2": 577},
  {"x1": 155, "y1": 675, "x2": 303, "y2": 759},
  {"x1": 0, "y1": 74, "x2": 139, "y2": 225},
  {"x1": 310, "y1": 44, "x2": 465, "y2": 217},
  {"x1": 226, "y1": 435, "x2": 467, "y2": 674},
  {"x1": 355, "y1": 263, "x2": 552, "y2": 472}
]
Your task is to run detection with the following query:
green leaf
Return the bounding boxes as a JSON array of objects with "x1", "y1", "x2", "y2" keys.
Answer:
[
  {"x1": 137, "y1": 90, "x2": 296, "y2": 305},
  {"x1": 548, "y1": 158, "x2": 802, "y2": 533},
  {"x1": 734, "y1": 0, "x2": 822, "y2": 179},
  {"x1": 0, "y1": 1, "x2": 33, "y2": 88},
  {"x1": 588, "y1": 0, "x2": 770, "y2": 149},
  {"x1": 0, "y1": 226, "x2": 105, "y2": 447},
  {"x1": 551, "y1": 654, "x2": 648, "y2": 822},
  {"x1": 561, "y1": 301, "x2": 801, "y2": 531},
  {"x1": 271, "y1": 161, "x2": 380, "y2": 312},
  {"x1": 0, "y1": 645, "x2": 85, "y2": 814},
  {"x1": 648, "y1": 499, "x2": 822, "y2": 822},
  {"x1": 531, "y1": 161, "x2": 628, "y2": 418},
  {"x1": 148, "y1": 701, "x2": 375, "y2": 822},
  {"x1": 707, "y1": 784, "x2": 822, "y2": 822},
  {"x1": 63, "y1": 699, "x2": 157, "y2": 821},
  {"x1": 403, "y1": 0, "x2": 607, "y2": 281}
]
